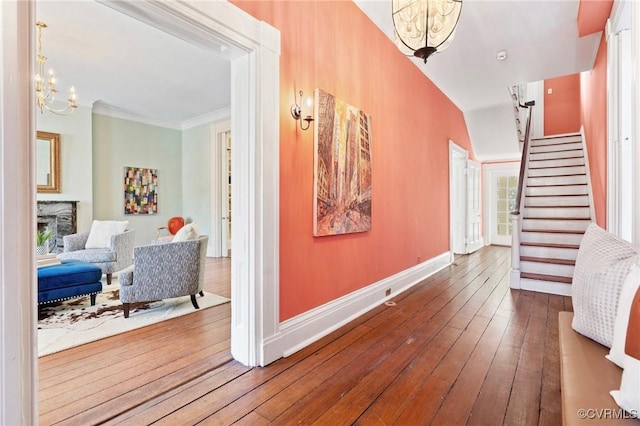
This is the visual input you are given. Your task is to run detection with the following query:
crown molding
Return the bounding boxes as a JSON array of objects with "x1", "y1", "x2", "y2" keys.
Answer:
[
  {"x1": 92, "y1": 101, "x2": 182, "y2": 130},
  {"x1": 181, "y1": 106, "x2": 231, "y2": 130}
]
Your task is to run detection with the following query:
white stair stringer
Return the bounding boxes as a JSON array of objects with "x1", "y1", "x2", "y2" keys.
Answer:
[{"x1": 513, "y1": 133, "x2": 595, "y2": 296}]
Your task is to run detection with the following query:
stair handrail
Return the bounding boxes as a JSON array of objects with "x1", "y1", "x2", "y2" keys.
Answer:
[
  {"x1": 510, "y1": 101, "x2": 534, "y2": 290},
  {"x1": 512, "y1": 100, "x2": 535, "y2": 216}
]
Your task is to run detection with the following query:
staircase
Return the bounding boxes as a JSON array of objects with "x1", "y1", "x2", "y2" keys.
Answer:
[{"x1": 511, "y1": 131, "x2": 595, "y2": 296}]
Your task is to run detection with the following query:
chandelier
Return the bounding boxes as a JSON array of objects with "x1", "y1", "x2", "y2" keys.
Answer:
[
  {"x1": 392, "y1": 0, "x2": 463, "y2": 63},
  {"x1": 35, "y1": 21, "x2": 77, "y2": 115}
]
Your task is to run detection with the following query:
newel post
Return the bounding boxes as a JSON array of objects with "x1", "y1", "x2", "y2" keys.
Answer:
[{"x1": 510, "y1": 212, "x2": 521, "y2": 289}]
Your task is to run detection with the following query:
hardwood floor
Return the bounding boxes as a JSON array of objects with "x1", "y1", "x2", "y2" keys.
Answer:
[{"x1": 39, "y1": 247, "x2": 571, "y2": 425}]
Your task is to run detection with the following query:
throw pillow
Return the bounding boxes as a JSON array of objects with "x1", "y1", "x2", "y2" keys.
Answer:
[
  {"x1": 571, "y1": 223, "x2": 639, "y2": 347},
  {"x1": 607, "y1": 266, "x2": 640, "y2": 368},
  {"x1": 172, "y1": 222, "x2": 199, "y2": 243},
  {"x1": 610, "y1": 286, "x2": 640, "y2": 416},
  {"x1": 85, "y1": 220, "x2": 129, "y2": 249}
]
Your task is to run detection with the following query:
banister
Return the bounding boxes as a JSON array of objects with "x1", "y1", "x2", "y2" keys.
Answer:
[{"x1": 511, "y1": 101, "x2": 535, "y2": 216}]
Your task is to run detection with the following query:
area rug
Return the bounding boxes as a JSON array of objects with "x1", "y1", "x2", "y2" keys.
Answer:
[{"x1": 37, "y1": 283, "x2": 230, "y2": 357}]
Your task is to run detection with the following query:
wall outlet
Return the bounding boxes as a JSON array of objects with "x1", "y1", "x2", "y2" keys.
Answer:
[
  {"x1": 385, "y1": 288, "x2": 391, "y2": 296},
  {"x1": 417, "y1": 256, "x2": 421, "y2": 263}
]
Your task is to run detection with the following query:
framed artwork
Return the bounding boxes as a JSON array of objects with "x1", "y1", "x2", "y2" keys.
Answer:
[
  {"x1": 123, "y1": 166, "x2": 158, "y2": 215},
  {"x1": 313, "y1": 88, "x2": 372, "y2": 236}
]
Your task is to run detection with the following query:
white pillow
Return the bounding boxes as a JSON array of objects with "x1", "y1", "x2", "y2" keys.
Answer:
[
  {"x1": 571, "y1": 224, "x2": 639, "y2": 347},
  {"x1": 610, "y1": 355, "x2": 640, "y2": 418},
  {"x1": 608, "y1": 266, "x2": 640, "y2": 368},
  {"x1": 172, "y1": 222, "x2": 199, "y2": 243},
  {"x1": 610, "y1": 285, "x2": 640, "y2": 416},
  {"x1": 85, "y1": 220, "x2": 129, "y2": 249}
]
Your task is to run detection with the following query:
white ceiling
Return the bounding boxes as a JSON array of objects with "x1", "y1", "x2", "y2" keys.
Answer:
[
  {"x1": 354, "y1": 0, "x2": 601, "y2": 112},
  {"x1": 36, "y1": 0, "x2": 602, "y2": 158},
  {"x1": 36, "y1": 0, "x2": 231, "y2": 129}
]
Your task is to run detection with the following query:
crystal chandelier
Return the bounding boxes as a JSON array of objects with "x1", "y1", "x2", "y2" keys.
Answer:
[
  {"x1": 35, "y1": 21, "x2": 77, "y2": 115},
  {"x1": 392, "y1": 0, "x2": 463, "y2": 63}
]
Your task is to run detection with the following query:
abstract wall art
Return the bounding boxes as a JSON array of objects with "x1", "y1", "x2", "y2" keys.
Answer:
[
  {"x1": 313, "y1": 89, "x2": 372, "y2": 236},
  {"x1": 123, "y1": 166, "x2": 158, "y2": 215}
]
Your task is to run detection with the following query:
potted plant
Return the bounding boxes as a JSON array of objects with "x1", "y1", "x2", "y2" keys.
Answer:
[{"x1": 36, "y1": 229, "x2": 53, "y2": 256}]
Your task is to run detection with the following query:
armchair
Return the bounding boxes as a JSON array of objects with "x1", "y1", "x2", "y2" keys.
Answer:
[
  {"x1": 57, "y1": 229, "x2": 135, "y2": 285},
  {"x1": 118, "y1": 235, "x2": 208, "y2": 318}
]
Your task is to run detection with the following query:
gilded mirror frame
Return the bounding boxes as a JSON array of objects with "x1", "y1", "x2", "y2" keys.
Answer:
[{"x1": 36, "y1": 131, "x2": 61, "y2": 193}]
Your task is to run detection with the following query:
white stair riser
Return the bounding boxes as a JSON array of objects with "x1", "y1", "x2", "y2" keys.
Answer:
[
  {"x1": 520, "y1": 245, "x2": 579, "y2": 261},
  {"x1": 525, "y1": 195, "x2": 589, "y2": 207},
  {"x1": 521, "y1": 261, "x2": 575, "y2": 277},
  {"x1": 519, "y1": 279, "x2": 572, "y2": 296},
  {"x1": 528, "y1": 157, "x2": 584, "y2": 168},
  {"x1": 521, "y1": 231, "x2": 585, "y2": 245},
  {"x1": 530, "y1": 149, "x2": 583, "y2": 161},
  {"x1": 526, "y1": 185, "x2": 588, "y2": 196},
  {"x1": 528, "y1": 166, "x2": 586, "y2": 177},
  {"x1": 531, "y1": 135, "x2": 582, "y2": 146},
  {"x1": 528, "y1": 175, "x2": 587, "y2": 186},
  {"x1": 522, "y1": 218, "x2": 591, "y2": 232},
  {"x1": 530, "y1": 142, "x2": 583, "y2": 153},
  {"x1": 524, "y1": 207, "x2": 591, "y2": 219}
]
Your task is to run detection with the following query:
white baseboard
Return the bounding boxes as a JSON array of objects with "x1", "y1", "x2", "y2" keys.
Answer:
[
  {"x1": 510, "y1": 270, "x2": 521, "y2": 289},
  {"x1": 262, "y1": 252, "x2": 451, "y2": 363}
]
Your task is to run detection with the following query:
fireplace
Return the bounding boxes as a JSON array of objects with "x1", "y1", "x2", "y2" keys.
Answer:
[{"x1": 36, "y1": 201, "x2": 77, "y2": 254}]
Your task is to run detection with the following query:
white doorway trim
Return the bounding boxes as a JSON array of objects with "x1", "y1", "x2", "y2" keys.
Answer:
[
  {"x1": 0, "y1": 1, "x2": 38, "y2": 423},
  {"x1": 98, "y1": 0, "x2": 281, "y2": 368},
  {"x1": 1, "y1": 2, "x2": 282, "y2": 420},
  {"x1": 449, "y1": 141, "x2": 468, "y2": 258},
  {"x1": 210, "y1": 120, "x2": 231, "y2": 258}
]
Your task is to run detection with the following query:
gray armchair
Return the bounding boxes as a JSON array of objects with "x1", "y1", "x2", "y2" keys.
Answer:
[
  {"x1": 57, "y1": 230, "x2": 135, "y2": 285},
  {"x1": 118, "y1": 235, "x2": 208, "y2": 318}
]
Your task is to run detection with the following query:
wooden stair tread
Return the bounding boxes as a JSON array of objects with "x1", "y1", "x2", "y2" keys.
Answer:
[
  {"x1": 526, "y1": 194, "x2": 587, "y2": 197},
  {"x1": 527, "y1": 173, "x2": 586, "y2": 178},
  {"x1": 520, "y1": 272, "x2": 573, "y2": 284},
  {"x1": 521, "y1": 229, "x2": 586, "y2": 234},
  {"x1": 527, "y1": 183, "x2": 588, "y2": 188},
  {"x1": 531, "y1": 134, "x2": 580, "y2": 141},
  {"x1": 529, "y1": 156, "x2": 583, "y2": 162},
  {"x1": 523, "y1": 205, "x2": 589, "y2": 208},
  {"x1": 523, "y1": 217, "x2": 591, "y2": 221},
  {"x1": 520, "y1": 242, "x2": 580, "y2": 249},
  {"x1": 520, "y1": 256, "x2": 576, "y2": 265}
]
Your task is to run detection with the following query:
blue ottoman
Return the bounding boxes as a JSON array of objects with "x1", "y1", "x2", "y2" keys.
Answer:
[{"x1": 38, "y1": 260, "x2": 103, "y2": 305}]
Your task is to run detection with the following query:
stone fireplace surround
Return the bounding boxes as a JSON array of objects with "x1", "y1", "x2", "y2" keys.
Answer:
[{"x1": 36, "y1": 201, "x2": 77, "y2": 254}]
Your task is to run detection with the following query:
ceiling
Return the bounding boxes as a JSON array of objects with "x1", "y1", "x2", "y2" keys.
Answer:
[
  {"x1": 37, "y1": 0, "x2": 602, "y2": 156},
  {"x1": 35, "y1": 0, "x2": 231, "y2": 129},
  {"x1": 355, "y1": 0, "x2": 601, "y2": 112}
]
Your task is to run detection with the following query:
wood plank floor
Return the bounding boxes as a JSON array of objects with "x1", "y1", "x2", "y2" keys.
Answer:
[{"x1": 39, "y1": 246, "x2": 572, "y2": 425}]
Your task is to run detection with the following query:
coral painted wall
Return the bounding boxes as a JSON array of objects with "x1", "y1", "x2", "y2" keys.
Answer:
[
  {"x1": 580, "y1": 38, "x2": 607, "y2": 227},
  {"x1": 230, "y1": 1, "x2": 474, "y2": 321},
  {"x1": 544, "y1": 74, "x2": 581, "y2": 136}
]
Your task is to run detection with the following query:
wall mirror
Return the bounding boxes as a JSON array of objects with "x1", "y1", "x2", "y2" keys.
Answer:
[{"x1": 36, "y1": 131, "x2": 61, "y2": 193}]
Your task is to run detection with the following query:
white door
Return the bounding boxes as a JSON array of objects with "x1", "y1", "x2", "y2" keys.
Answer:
[
  {"x1": 450, "y1": 146, "x2": 467, "y2": 254},
  {"x1": 220, "y1": 130, "x2": 232, "y2": 257},
  {"x1": 465, "y1": 159, "x2": 483, "y2": 253},
  {"x1": 492, "y1": 172, "x2": 518, "y2": 246}
]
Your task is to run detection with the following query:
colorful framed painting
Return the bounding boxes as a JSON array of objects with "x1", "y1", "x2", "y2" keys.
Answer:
[
  {"x1": 123, "y1": 166, "x2": 158, "y2": 215},
  {"x1": 313, "y1": 88, "x2": 372, "y2": 236}
]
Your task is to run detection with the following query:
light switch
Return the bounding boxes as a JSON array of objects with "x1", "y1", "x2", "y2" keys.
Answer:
[{"x1": 547, "y1": 88, "x2": 553, "y2": 95}]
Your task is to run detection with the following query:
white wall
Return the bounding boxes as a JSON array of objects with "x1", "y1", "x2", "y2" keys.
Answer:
[
  {"x1": 36, "y1": 105, "x2": 93, "y2": 232},
  {"x1": 92, "y1": 113, "x2": 183, "y2": 245},
  {"x1": 464, "y1": 103, "x2": 521, "y2": 162},
  {"x1": 182, "y1": 122, "x2": 213, "y2": 246}
]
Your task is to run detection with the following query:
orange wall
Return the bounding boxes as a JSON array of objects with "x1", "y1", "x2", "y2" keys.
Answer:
[
  {"x1": 544, "y1": 74, "x2": 581, "y2": 136},
  {"x1": 230, "y1": 1, "x2": 474, "y2": 321},
  {"x1": 580, "y1": 37, "x2": 607, "y2": 227},
  {"x1": 577, "y1": 0, "x2": 614, "y2": 37}
]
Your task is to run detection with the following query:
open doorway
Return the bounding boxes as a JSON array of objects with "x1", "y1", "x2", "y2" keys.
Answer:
[
  {"x1": 211, "y1": 121, "x2": 232, "y2": 258},
  {"x1": 449, "y1": 141, "x2": 483, "y2": 255}
]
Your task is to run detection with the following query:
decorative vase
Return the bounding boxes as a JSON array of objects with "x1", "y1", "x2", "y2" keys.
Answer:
[{"x1": 36, "y1": 244, "x2": 48, "y2": 256}]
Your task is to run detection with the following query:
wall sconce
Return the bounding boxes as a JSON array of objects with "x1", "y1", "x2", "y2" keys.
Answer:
[{"x1": 290, "y1": 90, "x2": 314, "y2": 131}]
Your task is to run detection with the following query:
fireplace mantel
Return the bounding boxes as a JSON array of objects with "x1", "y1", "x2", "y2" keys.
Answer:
[{"x1": 36, "y1": 201, "x2": 77, "y2": 254}]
